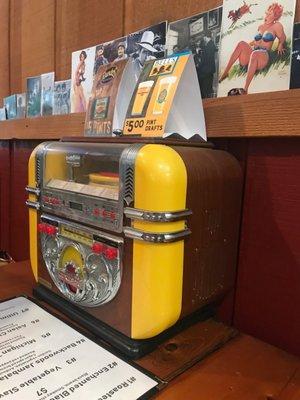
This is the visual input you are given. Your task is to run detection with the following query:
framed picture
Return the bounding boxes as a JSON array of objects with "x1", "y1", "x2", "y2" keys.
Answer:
[
  {"x1": 189, "y1": 17, "x2": 204, "y2": 36},
  {"x1": 208, "y1": 9, "x2": 219, "y2": 29}
]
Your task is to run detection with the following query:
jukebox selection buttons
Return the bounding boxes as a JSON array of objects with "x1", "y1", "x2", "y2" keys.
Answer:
[
  {"x1": 91, "y1": 242, "x2": 118, "y2": 260},
  {"x1": 38, "y1": 223, "x2": 57, "y2": 236},
  {"x1": 91, "y1": 242, "x2": 104, "y2": 254}
]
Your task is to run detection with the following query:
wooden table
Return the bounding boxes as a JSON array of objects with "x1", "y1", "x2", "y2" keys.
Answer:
[{"x1": 1, "y1": 260, "x2": 300, "y2": 399}]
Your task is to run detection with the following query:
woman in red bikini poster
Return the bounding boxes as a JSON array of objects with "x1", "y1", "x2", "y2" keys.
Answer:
[{"x1": 218, "y1": 0, "x2": 296, "y2": 96}]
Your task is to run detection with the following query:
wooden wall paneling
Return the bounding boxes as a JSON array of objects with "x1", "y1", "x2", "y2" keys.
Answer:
[
  {"x1": 55, "y1": 0, "x2": 124, "y2": 81},
  {"x1": 124, "y1": 0, "x2": 222, "y2": 34},
  {"x1": 0, "y1": 141, "x2": 11, "y2": 253},
  {"x1": 10, "y1": 0, "x2": 55, "y2": 93},
  {"x1": 0, "y1": 0, "x2": 10, "y2": 101},
  {"x1": 234, "y1": 138, "x2": 300, "y2": 357},
  {"x1": 10, "y1": 140, "x2": 43, "y2": 261}
]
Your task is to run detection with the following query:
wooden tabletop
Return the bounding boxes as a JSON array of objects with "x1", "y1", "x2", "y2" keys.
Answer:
[{"x1": 1, "y1": 260, "x2": 300, "y2": 399}]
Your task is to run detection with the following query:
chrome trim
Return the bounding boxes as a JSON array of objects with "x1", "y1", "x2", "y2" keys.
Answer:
[
  {"x1": 124, "y1": 207, "x2": 192, "y2": 222},
  {"x1": 25, "y1": 185, "x2": 40, "y2": 196},
  {"x1": 26, "y1": 200, "x2": 40, "y2": 210},
  {"x1": 119, "y1": 143, "x2": 144, "y2": 206},
  {"x1": 123, "y1": 227, "x2": 191, "y2": 243},
  {"x1": 41, "y1": 213, "x2": 123, "y2": 245}
]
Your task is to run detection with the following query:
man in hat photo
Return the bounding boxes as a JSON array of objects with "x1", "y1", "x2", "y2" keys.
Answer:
[
  {"x1": 132, "y1": 30, "x2": 158, "y2": 80},
  {"x1": 113, "y1": 41, "x2": 128, "y2": 63},
  {"x1": 94, "y1": 45, "x2": 108, "y2": 75}
]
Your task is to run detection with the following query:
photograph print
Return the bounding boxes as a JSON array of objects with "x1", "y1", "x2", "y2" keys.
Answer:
[
  {"x1": 167, "y1": 7, "x2": 223, "y2": 98},
  {"x1": 41, "y1": 72, "x2": 54, "y2": 116},
  {"x1": 53, "y1": 79, "x2": 71, "y2": 115},
  {"x1": 126, "y1": 21, "x2": 167, "y2": 81},
  {"x1": 94, "y1": 36, "x2": 128, "y2": 77},
  {"x1": 26, "y1": 75, "x2": 42, "y2": 117},
  {"x1": 16, "y1": 93, "x2": 26, "y2": 118},
  {"x1": 71, "y1": 46, "x2": 96, "y2": 113},
  {"x1": 4, "y1": 95, "x2": 17, "y2": 120},
  {"x1": 290, "y1": 22, "x2": 300, "y2": 88},
  {"x1": 218, "y1": 0, "x2": 296, "y2": 96}
]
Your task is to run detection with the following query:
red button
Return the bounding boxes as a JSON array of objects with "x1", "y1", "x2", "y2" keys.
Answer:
[
  {"x1": 104, "y1": 247, "x2": 118, "y2": 260},
  {"x1": 38, "y1": 223, "x2": 46, "y2": 233},
  {"x1": 92, "y1": 243, "x2": 104, "y2": 254},
  {"x1": 110, "y1": 212, "x2": 116, "y2": 219},
  {"x1": 93, "y1": 208, "x2": 100, "y2": 216},
  {"x1": 46, "y1": 225, "x2": 57, "y2": 235}
]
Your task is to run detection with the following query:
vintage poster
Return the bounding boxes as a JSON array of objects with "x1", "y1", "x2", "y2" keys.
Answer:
[
  {"x1": 218, "y1": 0, "x2": 296, "y2": 96},
  {"x1": 85, "y1": 59, "x2": 128, "y2": 136},
  {"x1": 93, "y1": 22, "x2": 167, "y2": 83},
  {"x1": 41, "y1": 72, "x2": 54, "y2": 116},
  {"x1": 4, "y1": 94, "x2": 17, "y2": 119},
  {"x1": 53, "y1": 79, "x2": 71, "y2": 115},
  {"x1": 290, "y1": 23, "x2": 300, "y2": 88},
  {"x1": 167, "y1": 7, "x2": 223, "y2": 98},
  {"x1": 26, "y1": 76, "x2": 42, "y2": 117},
  {"x1": 16, "y1": 93, "x2": 26, "y2": 118},
  {"x1": 71, "y1": 46, "x2": 96, "y2": 113}
]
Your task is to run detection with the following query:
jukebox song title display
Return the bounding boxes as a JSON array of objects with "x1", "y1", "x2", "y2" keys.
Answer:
[{"x1": 26, "y1": 138, "x2": 242, "y2": 358}]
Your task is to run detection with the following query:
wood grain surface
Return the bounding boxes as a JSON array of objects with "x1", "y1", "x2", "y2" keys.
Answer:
[
  {"x1": 0, "y1": 0, "x2": 10, "y2": 101},
  {"x1": 0, "y1": 260, "x2": 300, "y2": 400},
  {"x1": 10, "y1": 0, "x2": 55, "y2": 93},
  {"x1": 0, "y1": 89, "x2": 299, "y2": 139},
  {"x1": 55, "y1": 0, "x2": 124, "y2": 81}
]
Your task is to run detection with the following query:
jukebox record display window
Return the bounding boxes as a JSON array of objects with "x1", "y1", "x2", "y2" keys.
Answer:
[{"x1": 38, "y1": 142, "x2": 129, "y2": 232}]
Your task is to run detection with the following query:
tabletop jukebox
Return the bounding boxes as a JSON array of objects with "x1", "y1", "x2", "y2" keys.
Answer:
[{"x1": 26, "y1": 138, "x2": 242, "y2": 357}]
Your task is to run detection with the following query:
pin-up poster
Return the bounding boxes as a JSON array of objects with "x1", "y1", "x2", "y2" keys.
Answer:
[
  {"x1": 218, "y1": 0, "x2": 296, "y2": 96},
  {"x1": 71, "y1": 46, "x2": 96, "y2": 113}
]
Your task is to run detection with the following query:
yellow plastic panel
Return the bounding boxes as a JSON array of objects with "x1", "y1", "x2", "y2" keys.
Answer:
[
  {"x1": 28, "y1": 144, "x2": 44, "y2": 281},
  {"x1": 131, "y1": 144, "x2": 187, "y2": 339}
]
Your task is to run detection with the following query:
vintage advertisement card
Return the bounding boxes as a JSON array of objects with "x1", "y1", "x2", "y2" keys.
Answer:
[
  {"x1": 218, "y1": 0, "x2": 296, "y2": 96},
  {"x1": 167, "y1": 7, "x2": 222, "y2": 98},
  {"x1": 93, "y1": 22, "x2": 167, "y2": 82},
  {"x1": 0, "y1": 297, "x2": 159, "y2": 400},
  {"x1": 4, "y1": 95, "x2": 17, "y2": 120},
  {"x1": 26, "y1": 76, "x2": 42, "y2": 117},
  {"x1": 85, "y1": 59, "x2": 136, "y2": 136},
  {"x1": 41, "y1": 72, "x2": 54, "y2": 116},
  {"x1": 71, "y1": 46, "x2": 96, "y2": 113},
  {"x1": 123, "y1": 53, "x2": 206, "y2": 140},
  {"x1": 290, "y1": 23, "x2": 300, "y2": 88},
  {"x1": 53, "y1": 80, "x2": 71, "y2": 115}
]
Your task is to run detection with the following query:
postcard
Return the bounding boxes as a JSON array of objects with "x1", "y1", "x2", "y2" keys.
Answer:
[
  {"x1": 71, "y1": 46, "x2": 96, "y2": 113},
  {"x1": 41, "y1": 72, "x2": 54, "y2": 116},
  {"x1": 218, "y1": 0, "x2": 296, "y2": 96},
  {"x1": 26, "y1": 76, "x2": 42, "y2": 117},
  {"x1": 167, "y1": 7, "x2": 223, "y2": 98},
  {"x1": 16, "y1": 93, "x2": 26, "y2": 118},
  {"x1": 53, "y1": 79, "x2": 71, "y2": 115},
  {"x1": 4, "y1": 94, "x2": 17, "y2": 119}
]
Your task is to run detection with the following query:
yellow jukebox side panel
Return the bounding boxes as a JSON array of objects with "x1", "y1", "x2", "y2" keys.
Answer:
[
  {"x1": 28, "y1": 144, "x2": 43, "y2": 281},
  {"x1": 28, "y1": 144, "x2": 68, "y2": 281},
  {"x1": 131, "y1": 144, "x2": 187, "y2": 339}
]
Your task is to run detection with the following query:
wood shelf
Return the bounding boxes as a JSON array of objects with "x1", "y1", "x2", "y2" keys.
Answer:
[{"x1": 0, "y1": 89, "x2": 299, "y2": 140}]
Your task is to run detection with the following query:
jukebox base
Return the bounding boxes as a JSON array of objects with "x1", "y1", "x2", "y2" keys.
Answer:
[{"x1": 33, "y1": 284, "x2": 215, "y2": 359}]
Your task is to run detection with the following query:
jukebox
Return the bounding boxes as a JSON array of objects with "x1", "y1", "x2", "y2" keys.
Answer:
[{"x1": 26, "y1": 138, "x2": 242, "y2": 357}]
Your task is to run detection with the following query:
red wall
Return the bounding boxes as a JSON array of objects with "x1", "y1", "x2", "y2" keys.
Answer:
[
  {"x1": 234, "y1": 138, "x2": 300, "y2": 356},
  {"x1": 9, "y1": 140, "x2": 43, "y2": 261}
]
